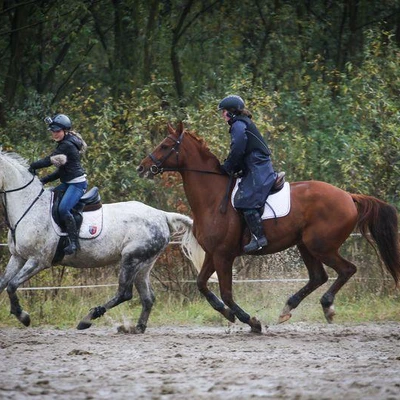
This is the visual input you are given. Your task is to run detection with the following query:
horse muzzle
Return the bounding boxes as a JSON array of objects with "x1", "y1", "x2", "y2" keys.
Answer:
[{"x1": 137, "y1": 164, "x2": 158, "y2": 179}]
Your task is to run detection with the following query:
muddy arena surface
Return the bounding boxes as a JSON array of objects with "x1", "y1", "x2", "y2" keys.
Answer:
[{"x1": 0, "y1": 322, "x2": 399, "y2": 400}]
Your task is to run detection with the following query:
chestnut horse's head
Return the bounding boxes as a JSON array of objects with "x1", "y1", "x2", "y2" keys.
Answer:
[{"x1": 137, "y1": 122, "x2": 185, "y2": 179}]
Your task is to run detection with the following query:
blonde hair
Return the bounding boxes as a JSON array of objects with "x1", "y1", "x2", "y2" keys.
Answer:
[{"x1": 68, "y1": 131, "x2": 87, "y2": 154}]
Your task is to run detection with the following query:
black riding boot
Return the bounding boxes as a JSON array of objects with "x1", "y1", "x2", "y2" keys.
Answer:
[
  {"x1": 63, "y1": 215, "x2": 80, "y2": 255},
  {"x1": 243, "y1": 209, "x2": 268, "y2": 253}
]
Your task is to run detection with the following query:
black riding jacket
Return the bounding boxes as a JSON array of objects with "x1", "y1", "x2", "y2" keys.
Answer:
[{"x1": 30, "y1": 133, "x2": 85, "y2": 183}]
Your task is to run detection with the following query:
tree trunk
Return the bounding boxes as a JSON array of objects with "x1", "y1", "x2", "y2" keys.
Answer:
[
  {"x1": 143, "y1": 0, "x2": 160, "y2": 84},
  {"x1": 3, "y1": 2, "x2": 31, "y2": 106},
  {"x1": 170, "y1": 0, "x2": 195, "y2": 106},
  {"x1": 251, "y1": 0, "x2": 271, "y2": 86}
]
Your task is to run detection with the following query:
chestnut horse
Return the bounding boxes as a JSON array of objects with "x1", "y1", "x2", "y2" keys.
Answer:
[{"x1": 138, "y1": 122, "x2": 400, "y2": 333}]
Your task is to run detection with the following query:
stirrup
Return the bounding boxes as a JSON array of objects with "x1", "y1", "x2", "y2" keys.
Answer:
[
  {"x1": 64, "y1": 241, "x2": 78, "y2": 255},
  {"x1": 243, "y1": 235, "x2": 268, "y2": 253}
]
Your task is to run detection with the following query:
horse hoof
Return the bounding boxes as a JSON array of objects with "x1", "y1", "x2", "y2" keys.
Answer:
[
  {"x1": 135, "y1": 324, "x2": 147, "y2": 334},
  {"x1": 249, "y1": 317, "x2": 262, "y2": 334},
  {"x1": 18, "y1": 311, "x2": 31, "y2": 327},
  {"x1": 323, "y1": 306, "x2": 335, "y2": 323},
  {"x1": 77, "y1": 320, "x2": 92, "y2": 330},
  {"x1": 278, "y1": 313, "x2": 292, "y2": 324}
]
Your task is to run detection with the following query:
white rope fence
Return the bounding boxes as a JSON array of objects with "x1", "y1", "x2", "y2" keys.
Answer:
[
  {"x1": 13, "y1": 277, "x2": 394, "y2": 292},
  {"x1": 0, "y1": 232, "x2": 397, "y2": 291}
]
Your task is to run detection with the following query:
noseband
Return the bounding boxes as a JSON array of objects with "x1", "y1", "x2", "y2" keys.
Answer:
[{"x1": 148, "y1": 132, "x2": 184, "y2": 175}]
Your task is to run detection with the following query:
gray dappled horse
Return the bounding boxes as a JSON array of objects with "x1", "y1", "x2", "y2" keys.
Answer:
[{"x1": 0, "y1": 150, "x2": 204, "y2": 333}]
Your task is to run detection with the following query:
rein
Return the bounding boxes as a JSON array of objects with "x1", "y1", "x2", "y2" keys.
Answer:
[
  {"x1": 0, "y1": 174, "x2": 44, "y2": 243},
  {"x1": 157, "y1": 166, "x2": 224, "y2": 175}
]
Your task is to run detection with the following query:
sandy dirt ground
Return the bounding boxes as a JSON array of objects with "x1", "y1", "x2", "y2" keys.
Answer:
[{"x1": 0, "y1": 322, "x2": 399, "y2": 400}]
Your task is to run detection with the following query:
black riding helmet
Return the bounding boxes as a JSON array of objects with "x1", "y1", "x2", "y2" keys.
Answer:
[
  {"x1": 45, "y1": 114, "x2": 72, "y2": 131},
  {"x1": 218, "y1": 95, "x2": 245, "y2": 115}
]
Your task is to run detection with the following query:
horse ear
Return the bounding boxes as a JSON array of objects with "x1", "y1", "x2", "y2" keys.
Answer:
[
  {"x1": 167, "y1": 123, "x2": 175, "y2": 135},
  {"x1": 177, "y1": 121, "x2": 184, "y2": 134}
]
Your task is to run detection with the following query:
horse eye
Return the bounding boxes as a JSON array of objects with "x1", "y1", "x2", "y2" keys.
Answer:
[{"x1": 161, "y1": 144, "x2": 169, "y2": 150}]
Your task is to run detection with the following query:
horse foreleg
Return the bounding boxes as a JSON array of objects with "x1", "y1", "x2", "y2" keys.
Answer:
[
  {"x1": 215, "y1": 255, "x2": 262, "y2": 333},
  {"x1": 197, "y1": 253, "x2": 235, "y2": 323},
  {"x1": 0, "y1": 255, "x2": 25, "y2": 294},
  {"x1": 279, "y1": 244, "x2": 328, "y2": 324},
  {"x1": 8, "y1": 291, "x2": 31, "y2": 326},
  {"x1": 7, "y1": 258, "x2": 42, "y2": 326},
  {"x1": 318, "y1": 252, "x2": 357, "y2": 323}
]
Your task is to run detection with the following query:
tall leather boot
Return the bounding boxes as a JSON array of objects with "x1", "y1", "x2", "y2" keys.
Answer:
[
  {"x1": 63, "y1": 214, "x2": 80, "y2": 255},
  {"x1": 243, "y1": 209, "x2": 268, "y2": 253}
]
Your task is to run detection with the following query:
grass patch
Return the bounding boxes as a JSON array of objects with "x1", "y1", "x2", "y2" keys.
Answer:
[{"x1": 1, "y1": 280, "x2": 399, "y2": 330}]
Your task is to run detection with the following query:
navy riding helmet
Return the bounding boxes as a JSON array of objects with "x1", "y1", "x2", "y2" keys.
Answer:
[{"x1": 218, "y1": 95, "x2": 245, "y2": 113}]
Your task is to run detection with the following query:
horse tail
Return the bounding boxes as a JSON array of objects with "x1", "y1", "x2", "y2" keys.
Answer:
[
  {"x1": 164, "y1": 212, "x2": 205, "y2": 274},
  {"x1": 351, "y1": 193, "x2": 400, "y2": 286}
]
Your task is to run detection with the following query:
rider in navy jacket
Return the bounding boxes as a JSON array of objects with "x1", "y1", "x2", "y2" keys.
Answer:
[{"x1": 219, "y1": 95, "x2": 276, "y2": 253}]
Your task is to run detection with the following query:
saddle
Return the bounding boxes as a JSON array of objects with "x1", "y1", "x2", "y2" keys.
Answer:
[
  {"x1": 221, "y1": 171, "x2": 286, "y2": 214},
  {"x1": 51, "y1": 187, "x2": 102, "y2": 265},
  {"x1": 52, "y1": 186, "x2": 102, "y2": 230},
  {"x1": 231, "y1": 172, "x2": 291, "y2": 219},
  {"x1": 270, "y1": 171, "x2": 286, "y2": 194}
]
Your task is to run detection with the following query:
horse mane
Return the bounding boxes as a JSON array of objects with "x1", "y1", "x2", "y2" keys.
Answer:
[
  {"x1": 0, "y1": 149, "x2": 30, "y2": 170},
  {"x1": 184, "y1": 129, "x2": 220, "y2": 164}
]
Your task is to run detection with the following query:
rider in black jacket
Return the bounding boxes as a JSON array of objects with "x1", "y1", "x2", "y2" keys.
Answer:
[{"x1": 30, "y1": 114, "x2": 87, "y2": 255}]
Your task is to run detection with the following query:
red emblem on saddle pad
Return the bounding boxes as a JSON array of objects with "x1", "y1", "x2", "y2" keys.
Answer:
[{"x1": 89, "y1": 226, "x2": 97, "y2": 235}]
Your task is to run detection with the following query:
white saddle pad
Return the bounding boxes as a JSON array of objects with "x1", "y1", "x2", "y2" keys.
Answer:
[
  {"x1": 50, "y1": 193, "x2": 103, "y2": 239},
  {"x1": 231, "y1": 181, "x2": 291, "y2": 220}
]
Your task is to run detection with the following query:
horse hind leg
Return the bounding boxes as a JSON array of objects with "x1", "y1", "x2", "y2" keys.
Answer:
[
  {"x1": 130, "y1": 261, "x2": 157, "y2": 333},
  {"x1": 318, "y1": 252, "x2": 357, "y2": 323},
  {"x1": 279, "y1": 243, "x2": 329, "y2": 324},
  {"x1": 77, "y1": 254, "x2": 138, "y2": 331},
  {"x1": 77, "y1": 254, "x2": 159, "y2": 334}
]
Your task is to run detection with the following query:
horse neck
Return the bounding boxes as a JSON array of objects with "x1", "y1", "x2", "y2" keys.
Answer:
[
  {"x1": 1, "y1": 162, "x2": 45, "y2": 226},
  {"x1": 179, "y1": 140, "x2": 228, "y2": 215}
]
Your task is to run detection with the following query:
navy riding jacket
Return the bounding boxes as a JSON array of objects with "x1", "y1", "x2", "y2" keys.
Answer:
[{"x1": 222, "y1": 116, "x2": 276, "y2": 210}]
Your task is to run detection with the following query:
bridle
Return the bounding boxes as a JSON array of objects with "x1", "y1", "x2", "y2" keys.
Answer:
[
  {"x1": 145, "y1": 130, "x2": 232, "y2": 213},
  {"x1": 148, "y1": 132, "x2": 184, "y2": 175},
  {"x1": 147, "y1": 131, "x2": 224, "y2": 176},
  {"x1": 0, "y1": 174, "x2": 44, "y2": 243}
]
